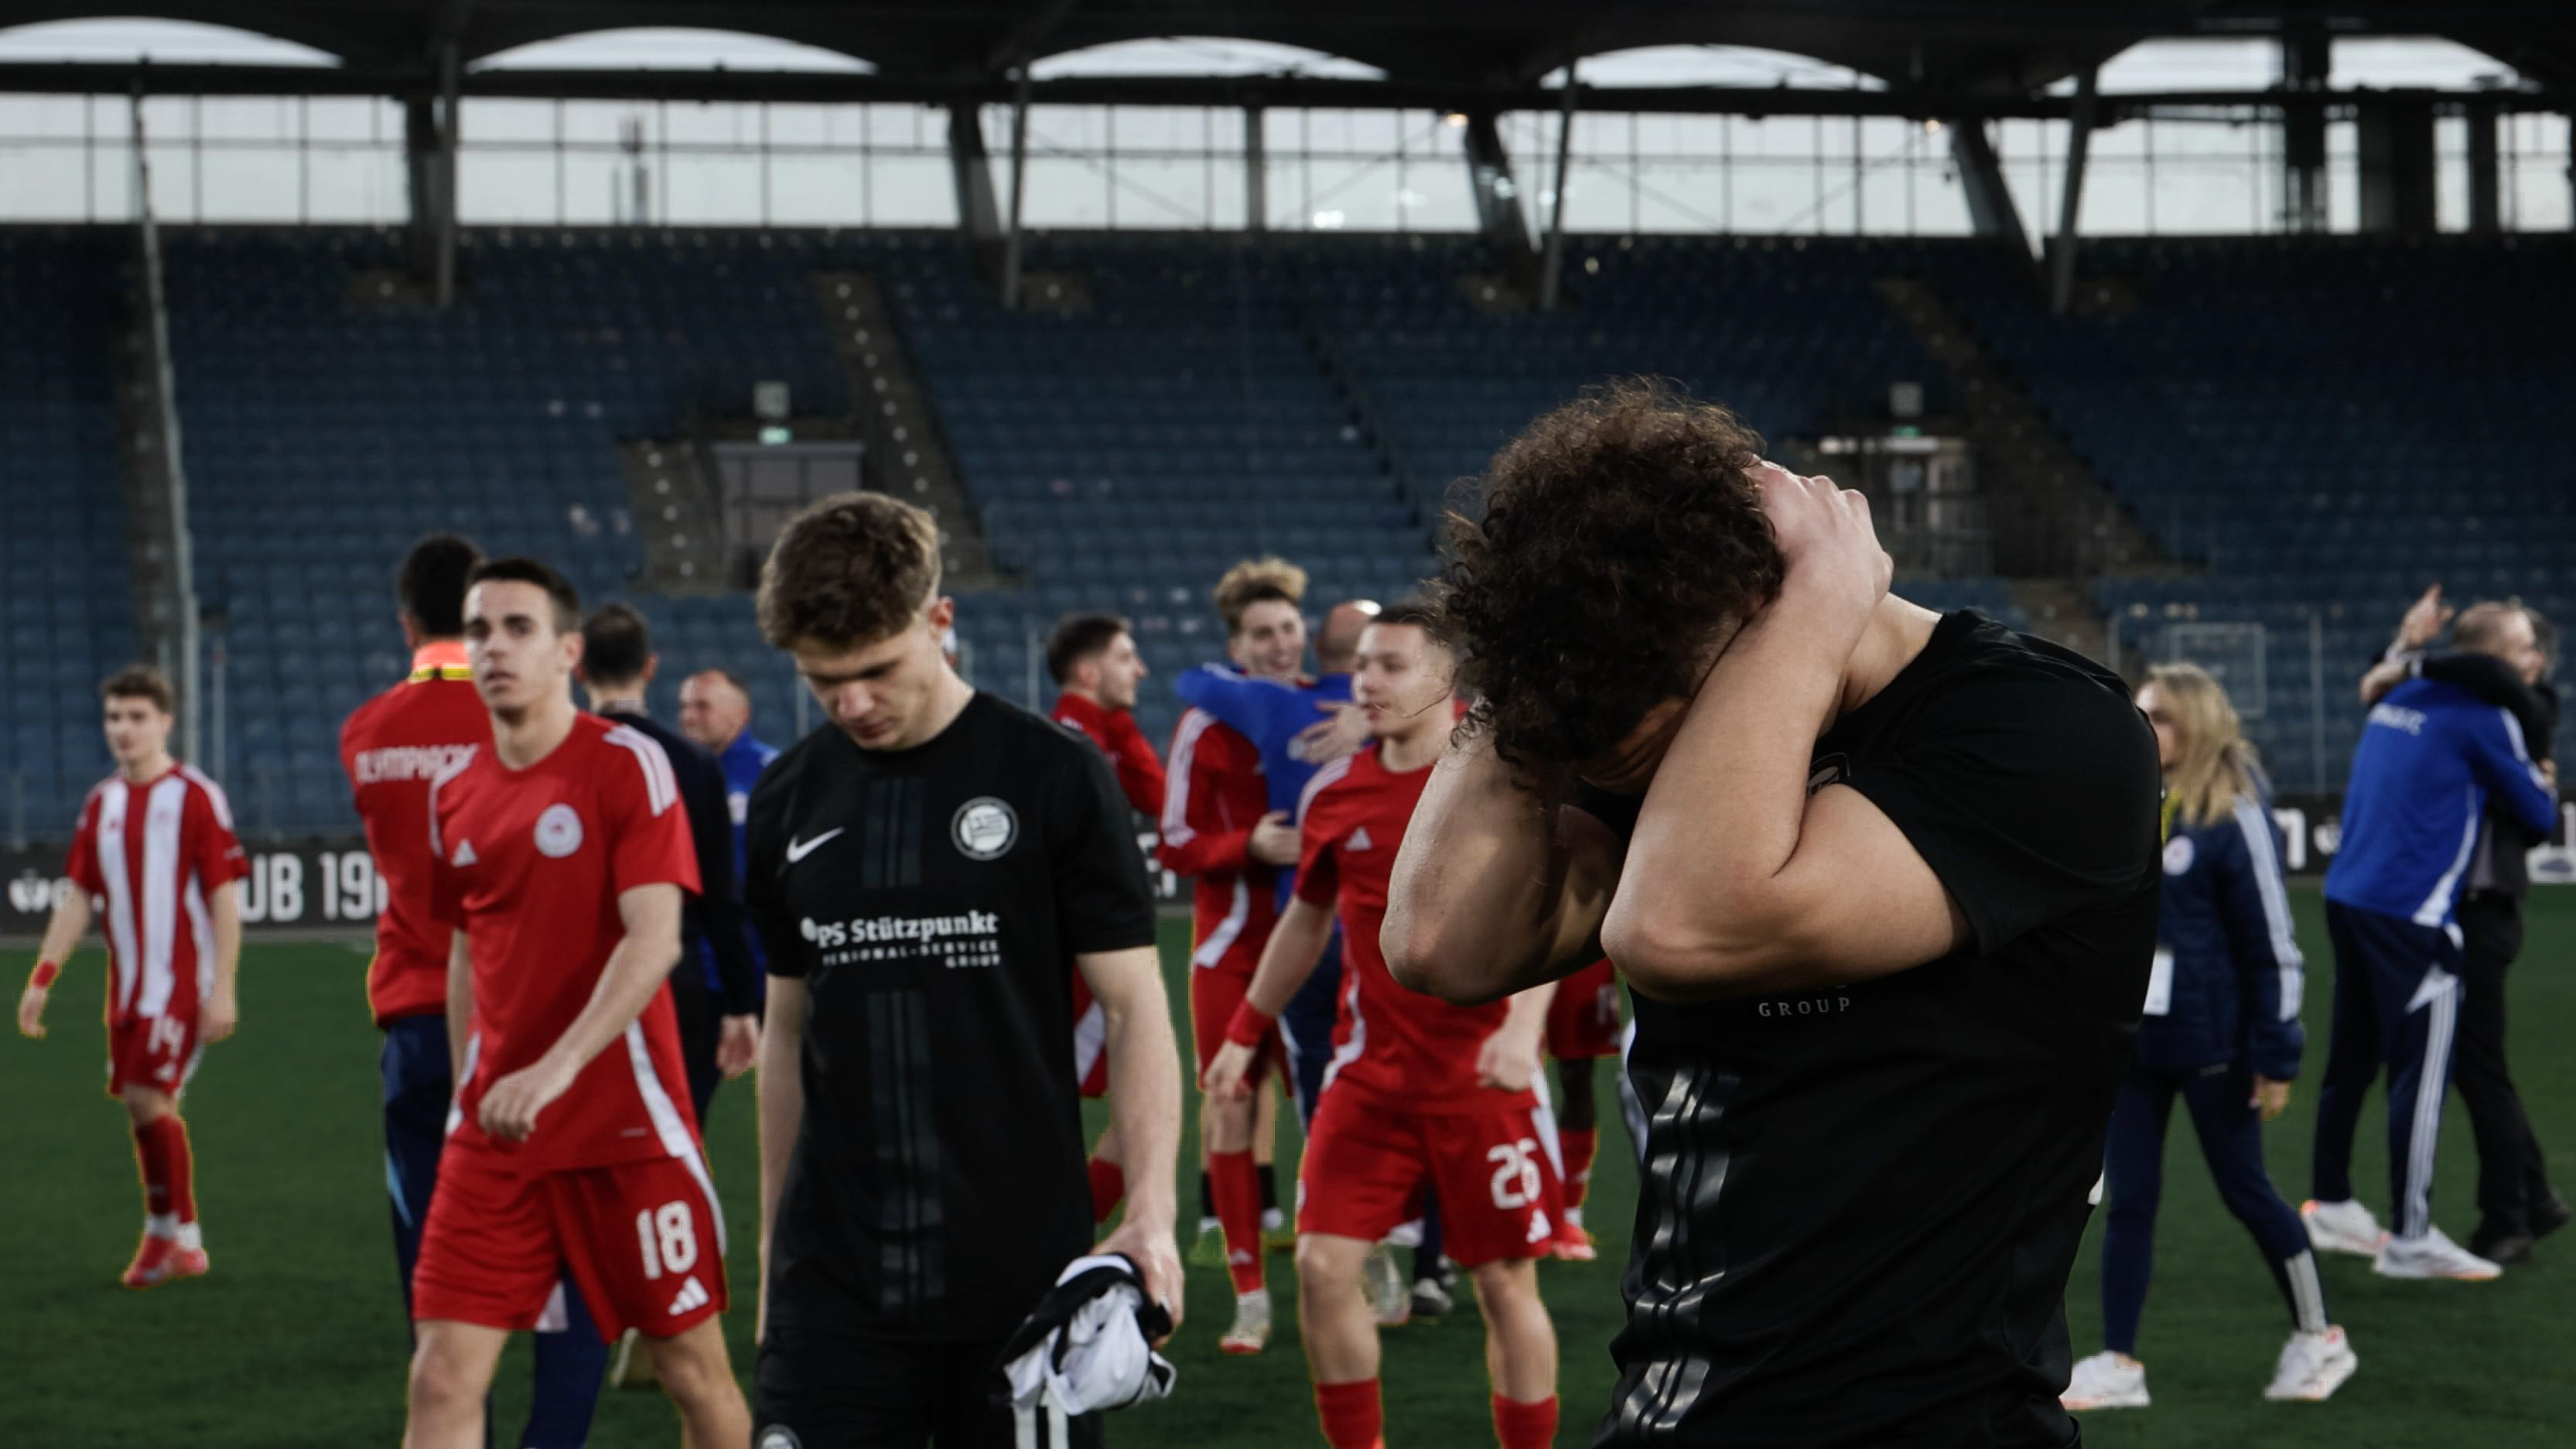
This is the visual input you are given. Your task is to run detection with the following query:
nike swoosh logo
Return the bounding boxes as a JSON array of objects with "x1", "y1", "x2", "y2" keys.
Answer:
[{"x1": 784, "y1": 828, "x2": 846, "y2": 865}]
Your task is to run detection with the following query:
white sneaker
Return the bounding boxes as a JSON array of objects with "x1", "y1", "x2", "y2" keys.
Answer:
[
  {"x1": 2301, "y1": 1198, "x2": 2391, "y2": 1258},
  {"x1": 2374, "y1": 1227, "x2": 2503, "y2": 1281},
  {"x1": 1219, "y1": 1288, "x2": 1271, "y2": 1355},
  {"x1": 2263, "y1": 1327, "x2": 2358, "y2": 1401},
  {"x1": 1361, "y1": 1243, "x2": 1412, "y2": 1328},
  {"x1": 2061, "y1": 1352, "x2": 2150, "y2": 1410}
]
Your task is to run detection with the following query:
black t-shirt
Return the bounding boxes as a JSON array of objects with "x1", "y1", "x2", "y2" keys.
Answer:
[
  {"x1": 1587, "y1": 610, "x2": 2161, "y2": 1448},
  {"x1": 746, "y1": 692, "x2": 1158, "y2": 1344}
]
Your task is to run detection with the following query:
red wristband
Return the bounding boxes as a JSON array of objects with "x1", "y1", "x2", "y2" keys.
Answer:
[
  {"x1": 1225, "y1": 1000, "x2": 1276, "y2": 1048},
  {"x1": 29, "y1": 960, "x2": 60, "y2": 990}
]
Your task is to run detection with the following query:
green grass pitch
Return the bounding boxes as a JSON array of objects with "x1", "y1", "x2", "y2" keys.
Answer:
[{"x1": 5, "y1": 888, "x2": 2574, "y2": 1445}]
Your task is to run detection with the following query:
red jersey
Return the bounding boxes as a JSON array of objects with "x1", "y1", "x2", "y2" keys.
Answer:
[
  {"x1": 1157, "y1": 708, "x2": 1277, "y2": 976},
  {"x1": 1296, "y1": 746, "x2": 1531, "y2": 1113},
  {"x1": 428, "y1": 711, "x2": 703, "y2": 1171},
  {"x1": 65, "y1": 764, "x2": 249, "y2": 1028},
  {"x1": 340, "y1": 641, "x2": 487, "y2": 1027},
  {"x1": 1051, "y1": 692, "x2": 1167, "y2": 817}
]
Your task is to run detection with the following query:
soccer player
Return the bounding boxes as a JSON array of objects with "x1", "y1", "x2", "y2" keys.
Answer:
[
  {"x1": 579, "y1": 603, "x2": 763, "y2": 1122},
  {"x1": 401, "y1": 558, "x2": 750, "y2": 1449},
  {"x1": 17, "y1": 665, "x2": 247, "y2": 1290},
  {"x1": 1173, "y1": 596, "x2": 1377, "y2": 1126},
  {"x1": 1046, "y1": 610, "x2": 1167, "y2": 1224},
  {"x1": 341, "y1": 535, "x2": 609, "y2": 1443},
  {"x1": 745, "y1": 493, "x2": 1182, "y2": 1447},
  {"x1": 1385, "y1": 383, "x2": 2162, "y2": 1445},
  {"x1": 1206, "y1": 603, "x2": 1566, "y2": 1449},
  {"x1": 2062, "y1": 664, "x2": 2354, "y2": 1410},
  {"x1": 1540, "y1": 959, "x2": 1619, "y2": 1255},
  {"x1": 1160, "y1": 559, "x2": 1310, "y2": 1352},
  {"x1": 1047, "y1": 611, "x2": 1167, "y2": 818},
  {"x1": 2304, "y1": 598, "x2": 2557, "y2": 1280}
]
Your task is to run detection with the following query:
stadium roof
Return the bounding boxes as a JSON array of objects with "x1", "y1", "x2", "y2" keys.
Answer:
[{"x1": 0, "y1": 2, "x2": 2569, "y2": 105}]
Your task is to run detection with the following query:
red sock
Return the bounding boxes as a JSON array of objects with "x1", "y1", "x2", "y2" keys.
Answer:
[
  {"x1": 132, "y1": 1118, "x2": 171, "y2": 1222},
  {"x1": 1493, "y1": 1393, "x2": 1557, "y2": 1449},
  {"x1": 1211, "y1": 1149, "x2": 1265, "y2": 1294},
  {"x1": 1315, "y1": 1379, "x2": 1384, "y2": 1449},
  {"x1": 164, "y1": 1116, "x2": 196, "y2": 1225},
  {"x1": 1560, "y1": 1129, "x2": 1597, "y2": 1213},
  {"x1": 1088, "y1": 1157, "x2": 1126, "y2": 1225}
]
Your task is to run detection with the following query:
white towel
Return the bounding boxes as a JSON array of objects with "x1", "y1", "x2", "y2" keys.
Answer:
[{"x1": 999, "y1": 1253, "x2": 1177, "y2": 1417}]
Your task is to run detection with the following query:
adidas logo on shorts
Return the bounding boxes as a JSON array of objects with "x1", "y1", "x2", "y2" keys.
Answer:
[{"x1": 668, "y1": 1274, "x2": 710, "y2": 1316}]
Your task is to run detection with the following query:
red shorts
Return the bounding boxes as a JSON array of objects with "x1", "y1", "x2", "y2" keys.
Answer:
[
  {"x1": 1189, "y1": 963, "x2": 1281, "y2": 1080},
  {"x1": 1072, "y1": 983, "x2": 1109, "y2": 1099},
  {"x1": 1546, "y1": 959, "x2": 1622, "y2": 1061},
  {"x1": 1297, "y1": 1086, "x2": 1563, "y2": 1267},
  {"x1": 105, "y1": 1013, "x2": 201, "y2": 1098},
  {"x1": 412, "y1": 1146, "x2": 728, "y2": 1342}
]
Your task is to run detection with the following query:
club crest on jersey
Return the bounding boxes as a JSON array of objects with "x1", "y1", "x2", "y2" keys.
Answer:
[
  {"x1": 534, "y1": 804, "x2": 583, "y2": 859},
  {"x1": 951, "y1": 797, "x2": 1018, "y2": 861}
]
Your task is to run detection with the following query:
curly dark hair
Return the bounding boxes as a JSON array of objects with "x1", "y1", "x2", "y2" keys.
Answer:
[{"x1": 1438, "y1": 378, "x2": 1783, "y2": 770}]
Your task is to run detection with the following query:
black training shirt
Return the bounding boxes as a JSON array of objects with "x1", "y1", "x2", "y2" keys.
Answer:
[
  {"x1": 746, "y1": 692, "x2": 1158, "y2": 1344},
  {"x1": 1587, "y1": 610, "x2": 2161, "y2": 1448}
]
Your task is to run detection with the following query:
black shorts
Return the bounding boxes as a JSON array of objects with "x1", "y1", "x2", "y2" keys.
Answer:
[{"x1": 755, "y1": 1326, "x2": 1103, "y2": 1449}]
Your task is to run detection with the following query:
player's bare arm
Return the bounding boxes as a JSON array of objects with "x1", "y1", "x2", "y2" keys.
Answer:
[
  {"x1": 1604, "y1": 468, "x2": 1968, "y2": 1002},
  {"x1": 1473, "y1": 980, "x2": 1556, "y2": 1095},
  {"x1": 1382, "y1": 730, "x2": 1624, "y2": 1006},
  {"x1": 477, "y1": 883, "x2": 684, "y2": 1142},
  {"x1": 15, "y1": 887, "x2": 93, "y2": 1038},
  {"x1": 716, "y1": 1013, "x2": 762, "y2": 1078},
  {"x1": 1078, "y1": 942, "x2": 1187, "y2": 1334},
  {"x1": 197, "y1": 880, "x2": 243, "y2": 1044},
  {"x1": 754, "y1": 975, "x2": 808, "y2": 1345},
  {"x1": 443, "y1": 928, "x2": 471, "y2": 1080},
  {"x1": 1201, "y1": 894, "x2": 1336, "y2": 1101}
]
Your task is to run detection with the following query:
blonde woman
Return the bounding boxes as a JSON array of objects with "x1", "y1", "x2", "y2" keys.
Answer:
[{"x1": 2063, "y1": 665, "x2": 2358, "y2": 1410}]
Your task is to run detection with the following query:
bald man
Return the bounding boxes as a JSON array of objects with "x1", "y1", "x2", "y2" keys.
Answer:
[{"x1": 681, "y1": 668, "x2": 781, "y2": 986}]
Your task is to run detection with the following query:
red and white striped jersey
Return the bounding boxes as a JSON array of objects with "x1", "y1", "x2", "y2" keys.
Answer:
[
  {"x1": 1155, "y1": 708, "x2": 1277, "y2": 979},
  {"x1": 64, "y1": 765, "x2": 251, "y2": 1028}
]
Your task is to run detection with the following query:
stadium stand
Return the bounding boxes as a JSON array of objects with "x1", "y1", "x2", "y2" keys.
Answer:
[
  {"x1": 27, "y1": 226, "x2": 2045, "y2": 836},
  {"x1": 1944, "y1": 234, "x2": 2576, "y2": 789},
  {"x1": 0, "y1": 230, "x2": 142, "y2": 839}
]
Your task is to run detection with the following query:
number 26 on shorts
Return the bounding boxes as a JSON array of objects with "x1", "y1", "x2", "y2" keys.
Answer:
[
  {"x1": 636, "y1": 1200, "x2": 699, "y2": 1280},
  {"x1": 1488, "y1": 1137, "x2": 1544, "y2": 1211}
]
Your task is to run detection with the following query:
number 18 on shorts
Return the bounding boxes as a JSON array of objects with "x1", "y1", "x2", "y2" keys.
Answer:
[{"x1": 412, "y1": 1150, "x2": 729, "y2": 1341}]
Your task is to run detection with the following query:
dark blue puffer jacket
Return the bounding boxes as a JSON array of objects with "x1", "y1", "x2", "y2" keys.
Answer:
[{"x1": 2134, "y1": 788, "x2": 2306, "y2": 1081}]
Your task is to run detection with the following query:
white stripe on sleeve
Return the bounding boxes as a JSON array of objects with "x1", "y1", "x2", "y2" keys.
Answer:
[{"x1": 2233, "y1": 795, "x2": 2305, "y2": 1020}]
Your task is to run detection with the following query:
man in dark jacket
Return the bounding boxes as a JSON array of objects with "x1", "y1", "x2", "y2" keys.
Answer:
[
  {"x1": 579, "y1": 603, "x2": 763, "y2": 1119},
  {"x1": 2359, "y1": 589, "x2": 2567, "y2": 1263}
]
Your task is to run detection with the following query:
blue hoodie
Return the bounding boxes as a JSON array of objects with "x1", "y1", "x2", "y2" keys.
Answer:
[{"x1": 2325, "y1": 677, "x2": 2555, "y2": 928}]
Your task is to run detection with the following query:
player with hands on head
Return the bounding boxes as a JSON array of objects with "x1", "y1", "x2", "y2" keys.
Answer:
[{"x1": 1388, "y1": 381, "x2": 2161, "y2": 1447}]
